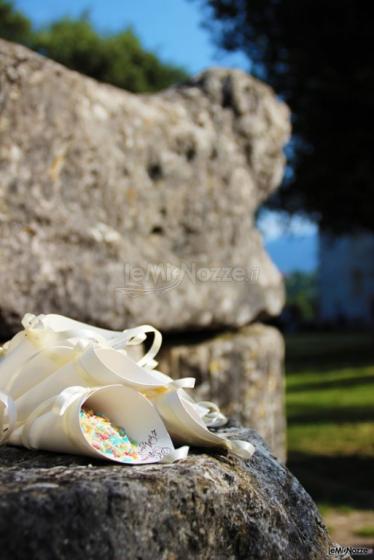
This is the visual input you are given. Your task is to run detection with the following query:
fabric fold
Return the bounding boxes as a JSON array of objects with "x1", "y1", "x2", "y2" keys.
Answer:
[{"x1": 0, "y1": 313, "x2": 256, "y2": 464}]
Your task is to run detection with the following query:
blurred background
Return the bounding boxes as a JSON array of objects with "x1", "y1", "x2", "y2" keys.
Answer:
[{"x1": 1, "y1": 0, "x2": 373, "y2": 549}]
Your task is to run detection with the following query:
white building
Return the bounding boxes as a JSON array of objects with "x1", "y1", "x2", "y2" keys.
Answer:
[{"x1": 319, "y1": 232, "x2": 374, "y2": 325}]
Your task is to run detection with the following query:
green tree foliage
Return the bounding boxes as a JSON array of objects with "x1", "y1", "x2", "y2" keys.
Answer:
[
  {"x1": 285, "y1": 272, "x2": 317, "y2": 321},
  {"x1": 0, "y1": 1, "x2": 188, "y2": 93},
  {"x1": 195, "y1": 0, "x2": 374, "y2": 232},
  {"x1": 29, "y1": 19, "x2": 188, "y2": 93}
]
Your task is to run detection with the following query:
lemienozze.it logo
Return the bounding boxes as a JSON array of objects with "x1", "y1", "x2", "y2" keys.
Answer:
[
  {"x1": 117, "y1": 262, "x2": 261, "y2": 297},
  {"x1": 329, "y1": 544, "x2": 373, "y2": 557}
]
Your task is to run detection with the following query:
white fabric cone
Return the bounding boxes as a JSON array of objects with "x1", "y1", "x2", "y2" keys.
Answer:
[
  {"x1": 24, "y1": 314, "x2": 163, "y2": 370},
  {"x1": 0, "y1": 314, "x2": 153, "y2": 390},
  {"x1": 22, "y1": 313, "x2": 108, "y2": 344},
  {"x1": 0, "y1": 314, "x2": 94, "y2": 391},
  {"x1": 13, "y1": 345, "x2": 195, "y2": 426},
  {"x1": 0, "y1": 391, "x2": 17, "y2": 445},
  {"x1": 0, "y1": 312, "x2": 255, "y2": 462},
  {"x1": 79, "y1": 346, "x2": 195, "y2": 391},
  {"x1": 0, "y1": 319, "x2": 222, "y2": 430},
  {"x1": 178, "y1": 391, "x2": 228, "y2": 428},
  {"x1": 10, "y1": 385, "x2": 188, "y2": 464},
  {"x1": 36, "y1": 314, "x2": 124, "y2": 340},
  {"x1": 4, "y1": 346, "x2": 76, "y2": 400},
  {"x1": 0, "y1": 330, "x2": 56, "y2": 391},
  {"x1": 152, "y1": 389, "x2": 255, "y2": 459}
]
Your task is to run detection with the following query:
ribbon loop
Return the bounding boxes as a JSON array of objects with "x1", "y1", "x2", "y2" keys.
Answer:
[
  {"x1": 193, "y1": 400, "x2": 228, "y2": 428},
  {"x1": 160, "y1": 445, "x2": 189, "y2": 463},
  {"x1": 226, "y1": 439, "x2": 255, "y2": 459},
  {"x1": 170, "y1": 378, "x2": 196, "y2": 390},
  {"x1": 110, "y1": 325, "x2": 162, "y2": 369},
  {"x1": 1, "y1": 313, "x2": 256, "y2": 465}
]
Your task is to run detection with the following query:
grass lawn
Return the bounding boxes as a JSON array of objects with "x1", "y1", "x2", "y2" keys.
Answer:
[{"x1": 285, "y1": 331, "x2": 374, "y2": 546}]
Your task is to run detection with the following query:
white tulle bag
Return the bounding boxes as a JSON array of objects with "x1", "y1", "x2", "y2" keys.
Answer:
[{"x1": 0, "y1": 313, "x2": 255, "y2": 463}]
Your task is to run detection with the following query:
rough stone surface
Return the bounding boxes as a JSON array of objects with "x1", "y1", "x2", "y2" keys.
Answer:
[
  {"x1": 0, "y1": 39, "x2": 290, "y2": 335},
  {"x1": 0, "y1": 425, "x2": 336, "y2": 560},
  {"x1": 160, "y1": 324, "x2": 286, "y2": 462}
]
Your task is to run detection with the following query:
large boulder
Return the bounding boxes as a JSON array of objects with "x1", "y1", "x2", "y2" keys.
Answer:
[
  {"x1": 160, "y1": 324, "x2": 286, "y2": 462},
  {"x1": 0, "y1": 39, "x2": 290, "y2": 335},
  {"x1": 0, "y1": 425, "x2": 336, "y2": 560}
]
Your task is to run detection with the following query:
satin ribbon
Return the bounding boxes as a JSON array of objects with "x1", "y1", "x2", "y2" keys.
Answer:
[
  {"x1": 4, "y1": 313, "x2": 255, "y2": 463},
  {"x1": 225, "y1": 439, "x2": 256, "y2": 459},
  {"x1": 110, "y1": 325, "x2": 162, "y2": 370},
  {"x1": 160, "y1": 445, "x2": 190, "y2": 463},
  {"x1": 195, "y1": 400, "x2": 228, "y2": 428},
  {"x1": 21, "y1": 315, "x2": 162, "y2": 370}
]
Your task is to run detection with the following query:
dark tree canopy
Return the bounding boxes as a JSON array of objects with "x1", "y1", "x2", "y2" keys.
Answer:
[
  {"x1": 196, "y1": 0, "x2": 374, "y2": 232},
  {"x1": 0, "y1": 1, "x2": 188, "y2": 93},
  {"x1": 0, "y1": 0, "x2": 31, "y2": 43}
]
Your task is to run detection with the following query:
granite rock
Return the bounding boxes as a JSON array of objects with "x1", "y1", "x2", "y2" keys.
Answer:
[
  {"x1": 0, "y1": 40, "x2": 290, "y2": 335},
  {"x1": 0, "y1": 425, "x2": 337, "y2": 560}
]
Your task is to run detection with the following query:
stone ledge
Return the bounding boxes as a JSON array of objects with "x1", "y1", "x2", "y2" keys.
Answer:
[{"x1": 0, "y1": 426, "x2": 334, "y2": 560}]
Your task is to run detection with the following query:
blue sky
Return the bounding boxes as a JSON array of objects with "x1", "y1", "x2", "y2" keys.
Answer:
[
  {"x1": 14, "y1": 0, "x2": 317, "y2": 273},
  {"x1": 15, "y1": 0, "x2": 249, "y2": 74},
  {"x1": 259, "y1": 211, "x2": 317, "y2": 273}
]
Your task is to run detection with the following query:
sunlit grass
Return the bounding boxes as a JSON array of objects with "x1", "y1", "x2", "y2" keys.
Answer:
[
  {"x1": 285, "y1": 332, "x2": 374, "y2": 516},
  {"x1": 354, "y1": 526, "x2": 374, "y2": 538},
  {"x1": 288, "y1": 421, "x2": 374, "y2": 456},
  {"x1": 287, "y1": 364, "x2": 374, "y2": 455}
]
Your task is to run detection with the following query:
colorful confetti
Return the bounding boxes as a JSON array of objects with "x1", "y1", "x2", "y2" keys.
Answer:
[{"x1": 79, "y1": 406, "x2": 140, "y2": 463}]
